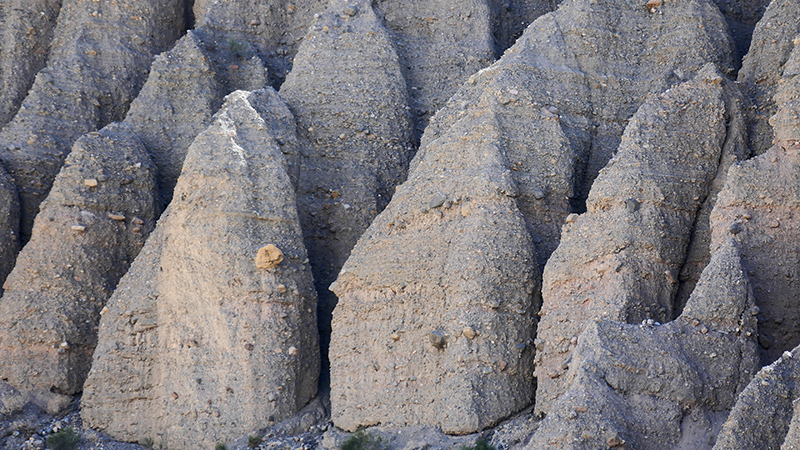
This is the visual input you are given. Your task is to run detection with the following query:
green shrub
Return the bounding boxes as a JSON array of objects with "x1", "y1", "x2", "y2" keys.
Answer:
[
  {"x1": 339, "y1": 430, "x2": 386, "y2": 450},
  {"x1": 248, "y1": 435, "x2": 263, "y2": 448},
  {"x1": 139, "y1": 437, "x2": 154, "y2": 449},
  {"x1": 460, "y1": 438, "x2": 496, "y2": 450},
  {"x1": 46, "y1": 427, "x2": 81, "y2": 450},
  {"x1": 215, "y1": 444, "x2": 228, "y2": 450}
]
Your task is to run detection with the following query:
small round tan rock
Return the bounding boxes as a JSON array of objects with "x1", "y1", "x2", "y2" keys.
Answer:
[{"x1": 256, "y1": 244, "x2": 284, "y2": 269}]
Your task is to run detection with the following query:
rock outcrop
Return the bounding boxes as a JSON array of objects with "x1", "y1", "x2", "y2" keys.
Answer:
[
  {"x1": 424, "y1": 0, "x2": 736, "y2": 205},
  {"x1": 737, "y1": 0, "x2": 800, "y2": 156},
  {"x1": 329, "y1": 58, "x2": 540, "y2": 434},
  {"x1": 711, "y1": 345, "x2": 800, "y2": 449},
  {"x1": 711, "y1": 37, "x2": 800, "y2": 364},
  {"x1": 534, "y1": 65, "x2": 745, "y2": 414},
  {"x1": 280, "y1": 0, "x2": 415, "y2": 356},
  {"x1": 527, "y1": 238, "x2": 760, "y2": 449},
  {"x1": 0, "y1": 162, "x2": 19, "y2": 289},
  {"x1": 0, "y1": 0, "x2": 184, "y2": 239},
  {"x1": 374, "y1": 0, "x2": 496, "y2": 138},
  {"x1": 711, "y1": 0, "x2": 770, "y2": 63},
  {"x1": 0, "y1": 123, "x2": 158, "y2": 403},
  {"x1": 0, "y1": 0, "x2": 62, "y2": 126},
  {"x1": 490, "y1": 0, "x2": 558, "y2": 53},
  {"x1": 82, "y1": 89, "x2": 319, "y2": 449}
]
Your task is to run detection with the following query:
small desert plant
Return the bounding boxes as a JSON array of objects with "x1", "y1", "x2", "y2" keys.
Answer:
[
  {"x1": 460, "y1": 438, "x2": 496, "y2": 450},
  {"x1": 228, "y1": 38, "x2": 251, "y2": 59},
  {"x1": 248, "y1": 434, "x2": 263, "y2": 448},
  {"x1": 46, "y1": 427, "x2": 81, "y2": 450},
  {"x1": 339, "y1": 430, "x2": 386, "y2": 450},
  {"x1": 139, "y1": 437, "x2": 155, "y2": 449},
  {"x1": 215, "y1": 444, "x2": 228, "y2": 450}
]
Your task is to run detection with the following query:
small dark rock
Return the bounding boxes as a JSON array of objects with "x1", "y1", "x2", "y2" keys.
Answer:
[{"x1": 429, "y1": 330, "x2": 447, "y2": 349}]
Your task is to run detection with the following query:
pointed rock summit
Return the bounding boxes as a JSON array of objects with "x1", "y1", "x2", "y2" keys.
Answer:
[
  {"x1": 280, "y1": 0, "x2": 415, "y2": 355},
  {"x1": 528, "y1": 238, "x2": 760, "y2": 449},
  {"x1": 329, "y1": 68, "x2": 540, "y2": 433},
  {"x1": 0, "y1": 123, "x2": 158, "y2": 405},
  {"x1": 82, "y1": 89, "x2": 319, "y2": 450},
  {"x1": 711, "y1": 37, "x2": 800, "y2": 364},
  {"x1": 535, "y1": 65, "x2": 744, "y2": 414}
]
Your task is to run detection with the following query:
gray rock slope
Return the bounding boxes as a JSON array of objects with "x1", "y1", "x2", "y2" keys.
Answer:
[
  {"x1": 0, "y1": 0, "x2": 62, "y2": 127},
  {"x1": 737, "y1": 0, "x2": 800, "y2": 156},
  {"x1": 527, "y1": 238, "x2": 760, "y2": 450},
  {"x1": 329, "y1": 47, "x2": 541, "y2": 434},
  {"x1": 0, "y1": 123, "x2": 158, "y2": 405},
  {"x1": 711, "y1": 36, "x2": 800, "y2": 364},
  {"x1": 0, "y1": 0, "x2": 184, "y2": 239},
  {"x1": 279, "y1": 0, "x2": 415, "y2": 357},
  {"x1": 534, "y1": 65, "x2": 746, "y2": 414},
  {"x1": 423, "y1": 0, "x2": 736, "y2": 208},
  {"x1": 373, "y1": 0, "x2": 496, "y2": 139},
  {"x1": 82, "y1": 89, "x2": 319, "y2": 450},
  {"x1": 0, "y1": 162, "x2": 19, "y2": 289}
]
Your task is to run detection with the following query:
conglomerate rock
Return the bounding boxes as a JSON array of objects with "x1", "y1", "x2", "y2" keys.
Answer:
[
  {"x1": 737, "y1": 0, "x2": 800, "y2": 156},
  {"x1": 423, "y1": 0, "x2": 736, "y2": 205},
  {"x1": 329, "y1": 59, "x2": 540, "y2": 434},
  {"x1": 527, "y1": 238, "x2": 760, "y2": 449},
  {"x1": 82, "y1": 89, "x2": 319, "y2": 449},
  {"x1": 710, "y1": 38, "x2": 800, "y2": 364},
  {"x1": 0, "y1": 0, "x2": 183, "y2": 240},
  {"x1": 374, "y1": 0, "x2": 496, "y2": 139},
  {"x1": 534, "y1": 65, "x2": 745, "y2": 414},
  {"x1": 0, "y1": 162, "x2": 19, "y2": 288},
  {"x1": 0, "y1": 0, "x2": 62, "y2": 127},
  {"x1": 0, "y1": 123, "x2": 158, "y2": 403},
  {"x1": 280, "y1": 0, "x2": 415, "y2": 356}
]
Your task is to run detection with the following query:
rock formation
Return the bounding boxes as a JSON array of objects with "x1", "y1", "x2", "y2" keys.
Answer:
[
  {"x1": 711, "y1": 36, "x2": 800, "y2": 364},
  {"x1": 737, "y1": 0, "x2": 800, "y2": 156},
  {"x1": 0, "y1": 0, "x2": 62, "y2": 126},
  {"x1": 490, "y1": 0, "x2": 558, "y2": 53},
  {"x1": 534, "y1": 65, "x2": 745, "y2": 414},
  {"x1": 374, "y1": 0, "x2": 496, "y2": 138},
  {"x1": 424, "y1": 0, "x2": 736, "y2": 206},
  {"x1": 0, "y1": 0, "x2": 184, "y2": 239},
  {"x1": 527, "y1": 238, "x2": 760, "y2": 449},
  {"x1": 82, "y1": 89, "x2": 319, "y2": 449},
  {"x1": 0, "y1": 162, "x2": 19, "y2": 289},
  {"x1": 711, "y1": 345, "x2": 800, "y2": 449},
  {"x1": 711, "y1": 0, "x2": 770, "y2": 63},
  {"x1": 329, "y1": 57, "x2": 541, "y2": 433},
  {"x1": 279, "y1": 0, "x2": 415, "y2": 356},
  {"x1": 0, "y1": 123, "x2": 158, "y2": 404}
]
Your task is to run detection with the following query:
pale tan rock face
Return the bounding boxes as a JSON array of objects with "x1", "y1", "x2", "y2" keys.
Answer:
[
  {"x1": 527, "y1": 238, "x2": 759, "y2": 450},
  {"x1": 534, "y1": 65, "x2": 746, "y2": 414},
  {"x1": 0, "y1": 123, "x2": 158, "y2": 402},
  {"x1": 711, "y1": 38, "x2": 800, "y2": 365},
  {"x1": 280, "y1": 0, "x2": 416, "y2": 358},
  {"x1": 81, "y1": 89, "x2": 319, "y2": 450}
]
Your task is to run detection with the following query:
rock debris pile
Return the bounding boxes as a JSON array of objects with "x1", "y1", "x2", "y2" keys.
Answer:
[{"x1": 3, "y1": 0, "x2": 800, "y2": 448}]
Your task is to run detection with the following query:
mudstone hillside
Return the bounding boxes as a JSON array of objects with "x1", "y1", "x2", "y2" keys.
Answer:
[{"x1": 0, "y1": 0, "x2": 800, "y2": 449}]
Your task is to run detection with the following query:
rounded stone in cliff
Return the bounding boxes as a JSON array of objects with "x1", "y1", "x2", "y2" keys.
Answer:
[{"x1": 256, "y1": 244, "x2": 285, "y2": 269}]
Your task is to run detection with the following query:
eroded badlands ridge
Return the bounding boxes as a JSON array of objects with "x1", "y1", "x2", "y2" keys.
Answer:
[{"x1": 3, "y1": 0, "x2": 800, "y2": 448}]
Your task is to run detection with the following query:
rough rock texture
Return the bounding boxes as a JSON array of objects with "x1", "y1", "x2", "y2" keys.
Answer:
[
  {"x1": 711, "y1": 345, "x2": 800, "y2": 449},
  {"x1": 490, "y1": 0, "x2": 559, "y2": 53},
  {"x1": 0, "y1": 0, "x2": 184, "y2": 239},
  {"x1": 0, "y1": 123, "x2": 157, "y2": 402},
  {"x1": 329, "y1": 58, "x2": 540, "y2": 433},
  {"x1": 737, "y1": 0, "x2": 800, "y2": 156},
  {"x1": 527, "y1": 238, "x2": 760, "y2": 449},
  {"x1": 0, "y1": 162, "x2": 19, "y2": 289},
  {"x1": 0, "y1": 0, "x2": 62, "y2": 127},
  {"x1": 424, "y1": 0, "x2": 736, "y2": 206},
  {"x1": 280, "y1": 0, "x2": 415, "y2": 358},
  {"x1": 534, "y1": 66, "x2": 744, "y2": 415},
  {"x1": 374, "y1": 0, "x2": 496, "y2": 139},
  {"x1": 82, "y1": 89, "x2": 319, "y2": 450},
  {"x1": 711, "y1": 0, "x2": 770, "y2": 63},
  {"x1": 711, "y1": 38, "x2": 800, "y2": 364}
]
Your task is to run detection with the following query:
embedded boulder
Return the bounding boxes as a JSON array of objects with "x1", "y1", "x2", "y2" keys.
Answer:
[
  {"x1": 81, "y1": 89, "x2": 319, "y2": 450},
  {"x1": 0, "y1": 123, "x2": 158, "y2": 402}
]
